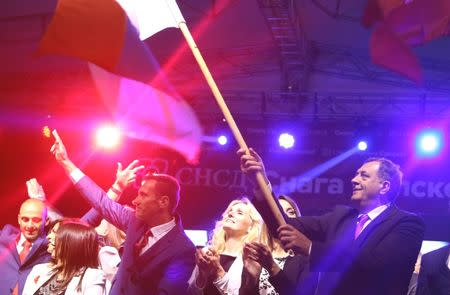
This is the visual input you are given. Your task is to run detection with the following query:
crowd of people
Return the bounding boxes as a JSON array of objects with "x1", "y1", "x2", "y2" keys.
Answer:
[{"x1": 0, "y1": 131, "x2": 447, "y2": 295}]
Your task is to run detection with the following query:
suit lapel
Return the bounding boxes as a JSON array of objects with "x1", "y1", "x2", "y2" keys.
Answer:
[
  {"x1": 128, "y1": 222, "x2": 149, "y2": 263},
  {"x1": 11, "y1": 235, "x2": 21, "y2": 265},
  {"x1": 131, "y1": 224, "x2": 148, "y2": 246},
  {"x1": 355, "y1": 205, "x2": 397, "y2": 246},
  {"x1": 22, "y1": 235, "x2": 46, "y2": 266},
  {"x1": 138, "y1": 225, "x2": 180, "y2": 263}
]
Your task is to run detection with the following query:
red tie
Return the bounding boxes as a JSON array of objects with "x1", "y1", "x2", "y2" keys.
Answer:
[
  {"x1": 354, "y1": 214, "x2": 370, "y2": 239},
  {"x1": 135, "y1": 230, "x2": 153, "y2": 256},
  {"x1": 19, "y1": 240, "x2": 32, "y2": 263},
  {"x1": 12, "y1": 240, "x2": 32, "y2": 295}
]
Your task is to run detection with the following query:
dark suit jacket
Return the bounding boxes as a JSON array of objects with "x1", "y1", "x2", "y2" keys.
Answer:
[
  {"x1": 417, "y1": 245, "x2": 450, "y2": 295},
  {"x1": 75, "y1": 176, "x2": 196, "y2": 295},
  {"x1": 0, "y1": 226, "x2": 50, "y2": 295},
  {"x1": 269, "y1": 254, "x2": 319, "y2": 295},
  {"x1": 0, "y1": 206, "x2": 104, "y2": 295},
  {"x1": 288, "y1": 205, "x2": 424, "y2": 295},
  {"x1": 240, "y1": 254, "x2": 312, "y2": 295}
]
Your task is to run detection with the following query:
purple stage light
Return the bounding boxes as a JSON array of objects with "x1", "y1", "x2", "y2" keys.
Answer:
[
  {"x1": 357, "y1": 141, "x2": 368, "y2": 151},
  {"x1": 279, "y1": 133, "x2": 295, "y2": 149},
  {"x1": 416, "y1": 129, "x2": 443, "y2": 157},
  {"x1": 217, "y1": 135, "x2": 228, "y2": 145}
]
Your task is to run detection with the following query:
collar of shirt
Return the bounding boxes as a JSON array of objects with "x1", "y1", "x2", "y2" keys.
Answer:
[
  {"x1": 16, "y1": 233, "x2": 33, "y2": 253},
  {"x1": 139, "y1": 218, "x2": 176, "y2": 255},
  {"x1": 359, "y1": 204, "x2": 389, "y2": 221},
  {"x1": 149, "y1": 218, "x2": 176, "y2": 239}
]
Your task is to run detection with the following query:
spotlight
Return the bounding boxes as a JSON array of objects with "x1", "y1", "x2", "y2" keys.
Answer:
[
  {"x1": 95, "y1": 125, "x2": 121, "y2": 149},
  {"x1": 279, "y1": 133, "x2": 295, "y2": 149},
  {"x1": 357, "y1": 141, "x2": 368, "y2": 151},
  {"x1": 217, "y1": 135, "x2": 228, "y2": 145},
  {"x1": 416, "y1": 129, "x2": 443, "y2": 157}
]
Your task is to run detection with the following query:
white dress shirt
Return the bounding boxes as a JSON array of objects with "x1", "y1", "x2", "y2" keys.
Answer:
[
  {"x1": 139, "y1": 218, "x2": 176, "y2": 255},
  {"x1": 16, "y1": 233, "x2": 33, "y2": 253}
]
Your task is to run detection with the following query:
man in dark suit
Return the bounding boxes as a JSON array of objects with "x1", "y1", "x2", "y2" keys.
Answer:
[
  {"x1": 51, "y1": 130, "x2": 196, "y2": 295},
  {"x1": 0, "y1": 173, "x2": 132, "y2": 295},
  {"x1": 417, "y1": 245, "x2": 450, "y2": 295},
  {"x1": 0, "y1": 198, "x2": 50, "y2": 295},
  {"x1": 239, "y1": 148, "x2": 425, "y2": 295}
]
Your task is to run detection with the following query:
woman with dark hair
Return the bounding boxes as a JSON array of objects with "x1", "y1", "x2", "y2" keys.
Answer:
[
  {"x1": 278, "y1": 195, "x2": 301, "y2": 218},
  {"x1": 22, "y1": 219, "x2": 106, "y2": 295}
]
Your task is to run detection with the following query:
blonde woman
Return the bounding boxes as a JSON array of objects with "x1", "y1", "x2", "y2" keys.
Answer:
[{"x1": 189, "y1": 198, "x2": 263, "y2": 295}]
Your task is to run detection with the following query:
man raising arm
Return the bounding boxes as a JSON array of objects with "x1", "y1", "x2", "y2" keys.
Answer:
[{"x1": 50, "y1": 130, "x2": 196, "y2": 295}]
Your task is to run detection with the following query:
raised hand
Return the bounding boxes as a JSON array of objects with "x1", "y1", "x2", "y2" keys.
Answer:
[
  {"x1": 277, "y1": 224, "x2": 312, "y2": 256},
  {"x1": 50, "y1": 130, "x2": 69, "y2": 163},
  {"x1": 113, "y1": 160, "x2": 145, "y2": 191},
  {"x1": 26, "y1": 178, "x2": 46, "y2": 200},
  {"x1": 244, "y1": 242, "x2": 280, "y2": 276},
  {"x1": 237, "y1": 147, "x2": 269, "y2": 187},
  {"x1": 50, "y1": 129, "x2": 77, "y2": 173}
]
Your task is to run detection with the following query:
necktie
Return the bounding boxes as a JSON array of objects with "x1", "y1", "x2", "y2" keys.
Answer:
[
  {"x1": 19, "y1": 240, "x2": 32, "y2": 263},
  {"x1": 135, "y1": 229, "x2": 153, "y2": 256},
  {"x1": 12, "y1": 240, "x2": 32, "y2": 295},
  {"x1": 354, "y1": 214, "x2": 370, "y2": 239}
]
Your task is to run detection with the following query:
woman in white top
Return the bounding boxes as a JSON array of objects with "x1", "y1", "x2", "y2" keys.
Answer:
[
  {"x1": 23, "y1": 219, "x2": 106, "y2": 295},
  {"x1": 189, "y1": 198, "x2": 263, "y2": 295}
]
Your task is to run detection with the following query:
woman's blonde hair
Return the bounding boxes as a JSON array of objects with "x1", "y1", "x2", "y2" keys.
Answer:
[{"x1": 209, "y1": 198, "x2": 263, "y2": 254}]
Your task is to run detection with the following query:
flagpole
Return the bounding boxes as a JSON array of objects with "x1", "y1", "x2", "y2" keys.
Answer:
[{"x1": 178, "y1": 22, "x2": 285, "y2": 227}]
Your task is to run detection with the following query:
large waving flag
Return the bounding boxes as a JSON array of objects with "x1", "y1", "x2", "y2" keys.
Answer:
[
  {"x1": 89, "y1": 63, "x2": 202, "y2": 163},
  {"x1": 370, "y1": 23, "x2": 423, "y2": 83},
  {"x1": 39, "y1": 0, "x2": 284, "y2": 225},
  {"x1": 115, "y1": 0, "x2": 184, "y2": 40},
  {"x1": 362, "y1": 0, "x2": 404, "y2": 27},
  {"x1": 38, "y1": 0, "x2": 163, "y2": 84},
  {"x1": 38, "y1": 0, "x2": 202, "y2": 162},
  {"x1": 364, "y1": 0, "x2": 450, "y2": 84},
  {"x1": 381, "y1": 0, "x2": 450, "y2": 45}
]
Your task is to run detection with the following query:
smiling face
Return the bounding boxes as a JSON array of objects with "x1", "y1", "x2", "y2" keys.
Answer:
[
  {"x1": 222, "y1": 202, "x2": 253, "y2": 237},
  {"x1": 46, "y1": 222, "x2": 60, "y2": 259},
  {"x1": 351, "y1": 161, "x2": 385, "y2": 207},
  {"x1": 17, "y1": 199, "x2": 47, "y2": 242}
]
